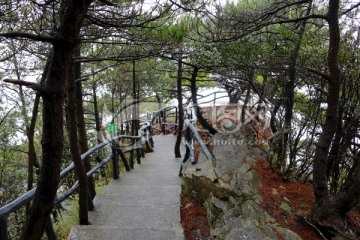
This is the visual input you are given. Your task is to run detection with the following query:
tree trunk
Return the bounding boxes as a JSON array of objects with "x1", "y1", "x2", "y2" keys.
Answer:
[
  {"x1": 255, "y1": 73, "x2": 267, "y2": 119},
  {"x1": 190, "y1": 67, "x2": 217, "y2": 135},
  {"x1": 10, "y1": 40, "x2": 46, "y2": 195},
  {"x1": 241, "y1": 82, "x2": 251, "y2": 123},
  {"x1": 15, "y1": 71, "x2": 34, "y2": 219},
  {"x1": 312, "y1": 0, "x2": 341, "y2": 202},
  {"x1": 24, "y1": 57, "x2": 50, "y2": 217},
  {"x1": 21, "y1": 1, "x2": 93, "y2": 239},
  {"x1": 131, "y1": 60, "x2": 140, "y2": 136},
  {"x1": 66, "y1": 59, "x2": 89, "y2": 225},
  {"x1": 155, "y1": 93, "x2": 162, "y2": 109},
  {"x1": 10, "y1": 46, "x2": 43, "y2": 220},
  {"x1": 327, "y1": 104, "x2": 343, "y2": 182},
  {"x1": 282, "y1": 2, "x2": 312, "y2": 169},
  {"x1": 74, "y1": 45, "x2": 96, "y2": 199},
  {"x1": 137, "y1": 78, "x2": 141, "y2": 131},
  {"x1": 312, "y1": 0, "x2": 344, "y2": 230},
  {"x1": 93, "y1": 83, "x2": 103, "y2": 143},
  {"x1": 175, "y1": 48, "x2": 184, "y2": 158}
]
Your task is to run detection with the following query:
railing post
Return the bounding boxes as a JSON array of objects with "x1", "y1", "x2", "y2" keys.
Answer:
[
  {"x1": 142, "y1": 129, "x2": 146, "y2": 155},
  {"x1": 120, "y1": 123, "x2": 124, "y2": 135},
  {"x1": 179, "y1": 119, "x2": 213, "y2": 176},
  {"x1": 111, "y1": 141, "x2": 120, "y2": 179},
  {"x1": 163, "y1": 108, "x2": 166, "y2": 123},
  {"x1": 163, "y1": 108, "x2": 167, "y2": 134},
  {"x1": 149, "y1": 125, "x2": 154, "y2": 148},
  {"x1": 136, "y1": 148, "x2": 141, "y2": 164},
  {"x1": 135, "y1": 132, "x2": 141, "y2": 165},
  {"x1": 187, "y1": 127, "x2": 196, "y2": 164},
  {"x1": 45, "y1": 216, "x2": 56, "y2": 240},
  {"x1": 158, "y1": 110, "x2": 162, "y2": 125},
  {"x1": 117, "y1": 149, "x2": 131, "y2": 171},
  {"x1": 126, "y1": 123, "x2": 130, "y2": 135},
  {"x1": 189, "y1": 136, "x2": 195, "y2": 164},
  {"x1": 129, "y1": 139, "x2": 135, "y2": 169},
  {"x1": 0, "y1": 214, "x2": 9, "y2": 240},
  {"x1": 174, "y1": 107, "x2": 178, "y2": 134},
  {"x1": 88, "y1": 192, "x2": 95, "y2": 211},
  {"x1": 186, "y1": 120, "x2": 212, "y2": 160},
  {"x1": 143, "y1": 127, "x2": 152, "y2": 153},
  {"x1": 161, "y1": 123, "x2": 165, "y2": 135},
  {"x1": 179, "y1": 127, "x2": 192, "y2": 177},
  {"x1": 137, "y1": 128, "x2": 145, "y2": 158},
  {"x1": 96, "y1": 155, "x2": 107, "y2": 178}
]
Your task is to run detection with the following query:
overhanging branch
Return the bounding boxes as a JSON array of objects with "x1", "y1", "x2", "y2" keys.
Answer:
[
  {"x1": 342, "y1": 2, "x2": 360, "y2": 15},
  {"x1": 0, "y1": 107, "x2": 15, "y2": 126},
  {"x1": 3, "y1": 79, "x2": 47, "y2": 95},
  {"x1": 307, "y1": 67, "x2": 330, "y2": 80},
  {"x1": 98, "y1": 0, "x2": 117, "y2": 6},
  {"x1": 0, "y1": 32, "x2": 57, "y2": 43}
]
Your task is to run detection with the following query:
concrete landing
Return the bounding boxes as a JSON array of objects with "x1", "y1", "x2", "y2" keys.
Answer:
[{"x1": 68, "y1": 135, "x2": 184, "y2": 240}]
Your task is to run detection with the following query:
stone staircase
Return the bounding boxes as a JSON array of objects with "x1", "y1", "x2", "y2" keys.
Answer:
[{"x1": 68, "y1": 135, "x2": 184, "y2": 240}]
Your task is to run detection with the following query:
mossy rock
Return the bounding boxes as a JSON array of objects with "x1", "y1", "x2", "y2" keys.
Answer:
[{"x1": 269, "y1": 224, "x2": 303, "y2": 240}]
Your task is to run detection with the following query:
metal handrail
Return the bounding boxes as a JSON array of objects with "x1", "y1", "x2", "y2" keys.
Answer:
[
  {"x1": 196, "y1": 90, "x2": 227, "y2": 99},
  {"x1": 145, "y1": 93, "x2": 224, "y2": 177},
  {"x1": 150, "y1": 106, "x2": 180, "y2": 135},
  {"x1": 176, "y1": 90, "x2": 230, "y2": 175},
  {"x1": 0, "y1": 88, "x2": 226, "y2": 239},
  {"x1": 197, "y1": 95, "x2": 228, "y2": 106},
  {"x1": 184, "y1": 119, "x2": 212, "y2": 160},
  {"x1": 196, "y1": 90, "x2": 228, "y2": 106},
  {"x1": 178, "y1": 101, "x2": 214, "y2": 176},
  {"x1": 0, "y1": 124, "x2": 153, "y2": 240},
  {"x1": 148, "y1": 90, "x2": 229, "y2": 135}
]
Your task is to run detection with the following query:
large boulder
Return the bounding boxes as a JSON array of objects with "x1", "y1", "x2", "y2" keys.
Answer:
[{"x1": 181, "y1": 125, "x2": 302, "y2": 240}]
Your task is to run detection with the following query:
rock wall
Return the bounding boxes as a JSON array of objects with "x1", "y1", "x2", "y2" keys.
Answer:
[{"x1": 181, "y1": 125, "x2": 302, "y2": 240}]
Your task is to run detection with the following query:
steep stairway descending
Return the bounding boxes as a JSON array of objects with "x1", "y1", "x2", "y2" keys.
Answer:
[{"x1": 68, "y1": 135, "x2": 184, "y2": 240}]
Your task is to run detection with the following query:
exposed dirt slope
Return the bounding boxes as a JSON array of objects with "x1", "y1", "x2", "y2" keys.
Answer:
[
  {"x1": 254, "y1": 159, "x2": 360, "y2": 240},
  {"x1": 181, "y1": 158, "x2": 360, "y2": 240}
]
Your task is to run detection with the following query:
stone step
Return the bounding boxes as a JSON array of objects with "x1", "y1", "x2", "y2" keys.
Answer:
[
  {"x1": 102, "y1": 175, "x2": 180, "y2": 187},
  {"x1": 88, "y1": 204, "x2": 180, "y2": 229},
  {"x1": 92, "y1": 193, "x2": 180, "y2": 208},
  {"x1": 68, "y1": 135, "x2": 184, "y2": 240},
  {"x1": 120, "y1": 166, "x2": 180, "y2": 174},
  {"x1": 69, "y1": 225, "x2": 184, "y2": 240},
  {"x1": 98, "y1": 185, "x2": 181, "y2": 200}
]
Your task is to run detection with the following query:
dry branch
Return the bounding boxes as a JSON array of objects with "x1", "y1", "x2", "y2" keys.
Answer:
[
  {"x1": 0, "y1": 107, "x2": 15, "y2": 126},
  {"x1": 3, "y1": 79, "x2": 46, "y2": 95},
  {"x1": 307, "y1": 67, "x2": 330, "y2": 80},
  {"x1": 297, "y1": 215, "x2": 329, "y2": 240},
  {"x1": 98, "y1": 0, "x2": 117, "y2": 6},
  {"x1": 314, "y1": 86, "x2": 328, "y2": 96},
  {"x1": 0, "y1": 32, "x2": 57, "y2": 43}
]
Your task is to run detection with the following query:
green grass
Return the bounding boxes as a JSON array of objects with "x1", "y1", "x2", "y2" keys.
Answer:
[
  {"x1": 52, "y1": 181, "x2": 108, "y2": 239},
  {"x1": 53, "y1": 197, "x2": 79, "y2": 239}
]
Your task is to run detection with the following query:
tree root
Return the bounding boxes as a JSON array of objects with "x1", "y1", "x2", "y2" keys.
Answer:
[
  {"x1": 296, "y1": 215, "x2": 328, "y2": 240},
  {"x1": 298, "y1": 214, "x2": 357, "y2": 240}
]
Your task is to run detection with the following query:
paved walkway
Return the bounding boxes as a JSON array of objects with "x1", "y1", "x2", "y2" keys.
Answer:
[{"x1": 69, "y1": 135, "x2": 184, "y2": 240}]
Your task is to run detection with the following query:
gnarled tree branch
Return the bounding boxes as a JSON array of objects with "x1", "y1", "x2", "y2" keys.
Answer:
[
  {"x1": 3, "y1": 79, "x2": 47, "y2": 95},
  {"x1": 0, "y1": 32, "x2": 57, "y2": 43},
  {"x1": 0, "y1": 107, "x2": 15, "y2": 127},
  {"x1": 307, "y1": 67, "x2": 330, "y2": 80}
]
